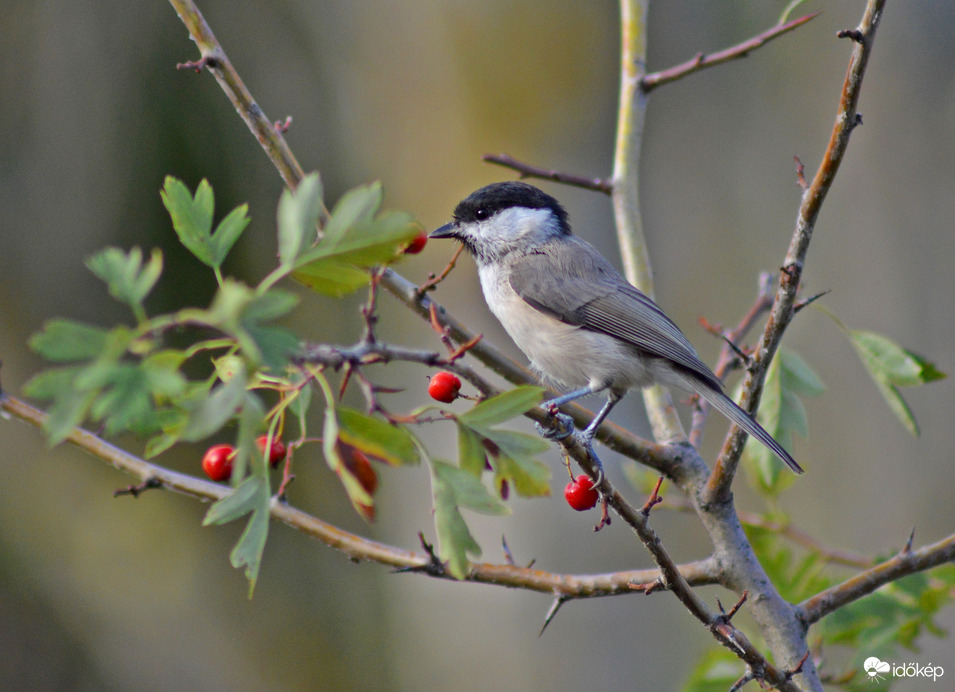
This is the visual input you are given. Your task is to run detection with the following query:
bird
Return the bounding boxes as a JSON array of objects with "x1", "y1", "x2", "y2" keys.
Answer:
[{"x1": 430, "y1": 181, "x2": 802, "y2": 474}]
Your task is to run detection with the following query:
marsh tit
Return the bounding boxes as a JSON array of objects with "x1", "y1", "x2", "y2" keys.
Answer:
[{"x1": 430, "y1": 181, "x2": 802, "y2": 474}]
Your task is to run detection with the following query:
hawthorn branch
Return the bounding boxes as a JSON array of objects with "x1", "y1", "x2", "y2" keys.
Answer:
[
  {"x1": 706, "y1": 0, "x2": 887, "y2": 502},
  {"x1": 0, "y1": 393, "x2": 719, "y2": 598},
  {"x1": 799, "y1": 531, "x2": 955, "y2": 625}
]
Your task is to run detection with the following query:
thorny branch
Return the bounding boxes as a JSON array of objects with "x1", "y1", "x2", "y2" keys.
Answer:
[
  {"x1": 6, "y1": 1, "x2": 938, "y2": 689},
  {"x1": 705, "y1": 0, "x2": 888, "y2": 503}
]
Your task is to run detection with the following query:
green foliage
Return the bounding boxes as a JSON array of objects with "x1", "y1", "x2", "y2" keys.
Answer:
[
  {"x1": 160, "y1": 176, "x2": 250, "y2": 278},
  {"x1": 847, "y1": 329, "x2": 946, "y2": 436},
  {"x1": 86, "y1": 246, "x2": 163, "y2": 321},
  {"x1": 455, "y1": 387, "x2": 551, "y2": 498},
  {"x1": 741, "y1": 349, "x2": 824, "y2": 493},
  {"x1": 817, "y1": 307, "x2": 946, "y2": 437},
  {"x1": 291, "y1": 180, "x2": 423, "y2": 296},
  {"x1": 431, "y1": 460, "x2": 509, "y2": 579}
]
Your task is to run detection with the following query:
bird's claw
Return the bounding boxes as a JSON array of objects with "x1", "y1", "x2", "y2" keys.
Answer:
[{"x1": 537, "y1": 410, "x2": 575, "y2": 440}]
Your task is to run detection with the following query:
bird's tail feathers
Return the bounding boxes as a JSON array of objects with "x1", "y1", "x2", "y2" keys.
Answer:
[{"x1": 698, "y1": 388, "x2": 804, "y2": 474}]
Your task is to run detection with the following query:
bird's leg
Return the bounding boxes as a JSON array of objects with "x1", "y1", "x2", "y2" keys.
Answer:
[
  {"x1": 580, "y1": 393, "x2": 620, "y2": 440},
  {"x1": 537, "y1": 385, "x2": 595, "y2": 440}
]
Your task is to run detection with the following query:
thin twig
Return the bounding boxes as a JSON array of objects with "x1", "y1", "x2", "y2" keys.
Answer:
[
  {"x1": 641, "y1": 12, "x2": 822, "y2": 93},
  {"x1": 482, "y1": 153, "x2": 612, "y2": 194},
  {"x1": 706, "y1": 0, "x2": 888, "y2": 502}
]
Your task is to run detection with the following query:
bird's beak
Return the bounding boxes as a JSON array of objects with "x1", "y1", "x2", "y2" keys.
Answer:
[{"x1": 429, "y1": 222, "x2": 456, "y2": 239}]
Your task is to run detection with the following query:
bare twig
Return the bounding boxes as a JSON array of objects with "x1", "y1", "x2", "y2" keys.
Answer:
[
  {"x1": 481, "y1": 153, "x2": 612, "y2": 194},
  {"x1": 706, "y1": 0, "x2": 888, "y2": 501},
  {"x1": 641, "y1": 12, "x2": 822, "y2": 93}
]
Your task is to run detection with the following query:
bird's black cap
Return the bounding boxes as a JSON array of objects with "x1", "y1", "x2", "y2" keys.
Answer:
[{"x1": 442, "y1": 181, "x2": 570, "y2": 234}]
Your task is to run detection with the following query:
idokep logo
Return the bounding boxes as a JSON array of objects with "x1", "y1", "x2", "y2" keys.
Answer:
[{"x1": 863, "y1": 656, "x2": 944, "y2": 684}]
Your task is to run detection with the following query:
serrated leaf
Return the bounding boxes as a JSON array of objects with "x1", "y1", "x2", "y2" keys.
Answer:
[
  {"x1": 848, "y1": 330, "x2": 947, "y2": 436},
  {"x1": 291, "y1": 189, "x2": 422, "y2": 297},
  {"x1": 204, "y1": 474, "x2": 264, "y2": 525},
  {"x1": 277, "y1": 172, "x2": 323, "y2": 267},
  {"x1": 204, "y1": 473, "x2": 271, "y2": 598},
  {"x1": 457, "y1": 427, "x2": 488, "y2": 477},
  {"x1": 161, "y1": 177, "x2": 214, "y2": 265},
  {"x1": 181, "y1": 367, "x2": 248, "y2": 441},
  {"x1": 29, "y1": 320, "x2": 110, "y2": 362},
  {"x1": 322, "y1": 181, "x2": 382, "y2": 245},
  {"x1": 431, "y1": 460, "x2": 509, "y2": 579},
  {"x1": 23, "y1": 367, "x2": 95, "y2": 446},
  {"x1": 86, "y1": 246, "x2": 163, "y2": 310},
  {"x1": 483, "y1": 434, "x2": 551, "y2": 497},
  {"x1": 336, "y1": 407, "x2": 419, "y2": 466},
  {"x1": 209, "y1": 203, "x2": 251, "y2": 266},
  {"x1": 291, "y1": 260, "x2": 371, "y2": 297},
  {"x1": 458, "y1": 386, "x2": 544, "y2": 428}
]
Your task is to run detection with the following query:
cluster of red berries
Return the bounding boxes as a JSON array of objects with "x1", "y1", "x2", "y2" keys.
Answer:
[{"x1": 201, "y1": 435, "x2": 287, "y2": 482}]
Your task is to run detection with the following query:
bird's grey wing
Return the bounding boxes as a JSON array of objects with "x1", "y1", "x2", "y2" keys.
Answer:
[{"x1": 509, "y1": 249, "x2": 722, "y2": 390}]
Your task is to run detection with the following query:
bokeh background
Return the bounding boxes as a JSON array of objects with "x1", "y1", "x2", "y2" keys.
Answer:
[{"x1": 2, "y1": 2, "x2": 954, "y2": 690}]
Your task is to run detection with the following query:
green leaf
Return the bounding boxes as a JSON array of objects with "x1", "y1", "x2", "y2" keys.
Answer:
[
  {"x1": 161, "y1": 177, "x2": 249, "y2": 269},
  {"x1": 205, "y1": 281, "x2": 299, "y2": 371},
  {"x1": 452, "y1": 387, "x2": 550, "y2": 499},
  {"x1": 742, "y1": 349, "x2": 823, "y2": 493},
  {"x1": 336, "y1": 407, "x2": 419, "y2": 466},
  {"x1": 681, "y1": 647, "x2": 744, "y2": 692},
  {"x1": 431, "y1": 460, "x2": 509, "y2": 579},
  {"x1": 322, "y1": 181, "x2": 382, "y2": 245},
  {"x1": 23, "y1": 367, "x2": 94, "y2": 446},
  {"x1": 291, "y1": 261, "x2": 372, "y2": 297},
  {"x1": 204, "y1": 474, "x2": 271, "y2": 598},
  {"x1": 181, "y1": 367, "x2": 248, "y2": 441},
  {"x1": 210, "y1": 203, "x2": 251, "y2": 267},
  {"x1": 458, "y1": 386, "x2": 544, "y2": 428},
  {"x1": 457, "y1": 427, "x2": 488, "y2": 477},
  {"x1": 482, "y1": 430, "x2": 551, "y2": 497},
  {"x1": 86, "y1": 246, "x2": 163, "y2": 312},
  {"x1": 276, "y1": 172, "x2": 323, "y2": 267},
  {"x1": 28, "y1": 320, "x2": 110, "y2": 362},
  {"x1": 290, "y1": 182, "x2": 421, "y2": 297},
  {"x1": 848, "y1": 330, "x2": 947, "y2": 436}
]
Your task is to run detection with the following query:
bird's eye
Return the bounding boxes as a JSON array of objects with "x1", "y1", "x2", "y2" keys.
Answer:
[{"x1": 475, "y1": 208, "x2": 489, "y2": 221}]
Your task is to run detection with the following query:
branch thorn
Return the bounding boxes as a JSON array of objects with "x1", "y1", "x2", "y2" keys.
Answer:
[{"x1": 176, "y1": 55, "x2": 219, "y2": 73}]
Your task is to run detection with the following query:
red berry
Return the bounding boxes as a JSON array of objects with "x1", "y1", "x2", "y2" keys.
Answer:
[
  {"x1": 428, "y1": 371, "x2": 462, "y2": 403},
  {"x1": 256, "y1": 434, "x2": 287, "y2": 468},
  {"x1": 403, "y1": 230, "x2": 428, "y2": 255},
  {"x1": 563, "y1": 475, "x2": 598, "y2": 511},
  {"x1": 202, "y1": 444, "x2": 235, "y2": 482}
]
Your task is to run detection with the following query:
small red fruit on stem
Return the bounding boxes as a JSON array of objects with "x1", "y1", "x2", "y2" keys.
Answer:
[
  {"x1": 202, "y1": 444, "x2": 236, "y2": 482},
  {"x1": 403, "y1": 230, "x2": 428, "y2": 255},
  {"x1": 564, "y1": 475, "x2": 598, "y2": 511},
  {"x1": 256, "y1": 434, "x2": 287, "y2": 468},
  {"x1": 428, "y1": 371, "x2": 462, "y2": 403}
]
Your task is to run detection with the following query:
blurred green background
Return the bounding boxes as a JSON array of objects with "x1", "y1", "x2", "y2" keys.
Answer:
[{"x1": 2, "y1": 2, "x2": 954, "y2": 690}]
